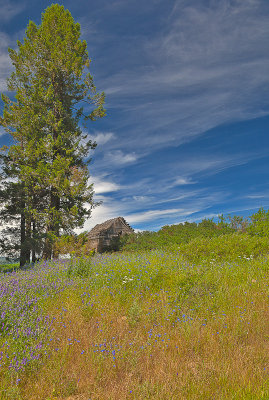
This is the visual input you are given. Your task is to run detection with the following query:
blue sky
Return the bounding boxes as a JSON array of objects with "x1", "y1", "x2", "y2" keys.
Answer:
[{"x1": 0, "y1": 0, "x2": 269, "y2": 232}]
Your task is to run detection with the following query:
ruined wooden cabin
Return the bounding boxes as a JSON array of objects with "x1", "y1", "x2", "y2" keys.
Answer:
[{"x1": 87, "y1": 217, "x2": 134, "y2": 252}]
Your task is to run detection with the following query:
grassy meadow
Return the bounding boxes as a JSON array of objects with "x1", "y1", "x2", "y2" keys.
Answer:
[{"x1": 0, "y1": 233, "x2": 269, "y2": 399}]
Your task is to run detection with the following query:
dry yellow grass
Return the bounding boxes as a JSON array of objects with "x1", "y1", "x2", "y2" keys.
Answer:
[
  {"x1": 1, "y1": 246, "x2": 269, "y2": 400},
  {"x1": 20, "y1": 282, "x2": 269, "y2": 400}
]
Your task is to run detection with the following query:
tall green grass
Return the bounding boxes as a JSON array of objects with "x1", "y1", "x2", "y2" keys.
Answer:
[
  {"x1": 178, "y1": 232, "x2": 269, "y2": 263},
  {"x1": 0, "y1": 233, "x2": 269, "y2": 399},
  {"x1": 0, "y1": 263, "x2": 20, "y2": 273}
]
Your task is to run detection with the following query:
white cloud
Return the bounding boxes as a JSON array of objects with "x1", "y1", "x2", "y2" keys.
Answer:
[
  {"x1": 78, "y1": 202, "x2": 123, "y2": 232},
  {"x1": 0, "y1": 3, "x2": 27, "y2": 91},
  {"x1": 175, "y1": 177, "x2": 195, "y2": 186},
  {"x1": 0, "y1": 32, "x2": 13, "y2": 92},
  {"x1": 91, "y1": 175, "x2": 121, "y2": 194},
  {"x1": 107, "y1": 150, "x2": 138, "y2": 165},
  {"x1": 0, "y1": 126, "x2": 6, "y2": 137},
  {"x1": 133, "y1": 195, "x2": 151, "y2": 202},
  {"x1": 92, "y1": 131, "x2": 115, "y2": 145},
  {"x1": 246, "y1": 194, "x2": 265, "y2": 199},
  {"x1": 125, "y1": 208, "x2": 190, "y2": 224},
  {"x1": 78, "y1": 176, "x2": 233, "y2": 232},
  {"x1": 97, "y1": 0, "x2": 269, "y2": 154},
  {"x1": 166, "y1": 152, "x2": 262, "y2": 182},
  {"x1": 0, "y1": 1, "x2": 25, "y2": 22}
]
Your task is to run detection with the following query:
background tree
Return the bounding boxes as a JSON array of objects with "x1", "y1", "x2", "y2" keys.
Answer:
[
  {"x1": 247, "y1": 208, "x2": 269, "y2": 237},
  {"x1": 0, "y1": 4, "x2": 105, "y2": 264}
]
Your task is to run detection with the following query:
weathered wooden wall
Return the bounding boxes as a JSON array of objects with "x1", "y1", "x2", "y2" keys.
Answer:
[{"x1": 87, "y1": 217, "x2": 134, "y2": 252}]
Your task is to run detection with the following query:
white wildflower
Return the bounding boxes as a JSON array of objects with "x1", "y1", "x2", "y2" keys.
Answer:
[{"x1": 122, "y1": 276, "x2": 134, "y2": 284}]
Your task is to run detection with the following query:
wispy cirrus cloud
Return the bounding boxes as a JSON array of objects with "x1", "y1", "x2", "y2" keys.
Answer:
[
  {"x1": 91, "y1": 131, "x2": 115, "y2": 145},
  {"x1": 91, "y1": 175, "x2": 121, "y2": 194},
  {"x1": 0, "y1": 32, "x2": 13, "y2": 92},
  {"x1": 0, "y1": 126, "x2": 6, "y2": 137},
  {"x1": 84, "y1": 148, "x2": 264, "y2": 229},
  {"x1": 125, "y1": 208, "x2": 192, "y2": 224},
  {"x1": 106, "y1": 150, "x2": 138, "y2": 165},
  {"x1": 0, "y1": 0, "x2": 25, "y2": 22},
  {"x1": 246, "y1": 194, "x2": 266, "y2": 199},
  {"x1": 81, "y1": 202, "x2": 122, "y2": 232},
  {"x1": 97, "y1": 0, "x2": 269, "y2": 153},
  {"x1": 1, "y1": 0, "x2": 268, "y2": 233},
  {"x1": 83, "y1": 167, "x2": 231, "y2": 230},
  {"x1": 0, "y1": 2, "x2": 26, "y2": 91},
  {"x1": 174, "y1": 177, "x2": 196, "y2": 186}
]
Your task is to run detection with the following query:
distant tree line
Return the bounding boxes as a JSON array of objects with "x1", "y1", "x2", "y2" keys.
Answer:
[
  {"x1": 111, "y1": 209, "x2": 269, "y2": 252},
  {"x1": 53, "y1": 208, "x2": 269, "y2": 256},
  {"x1": 0, "y1": 4, "x2": 105, "y2": 266}
]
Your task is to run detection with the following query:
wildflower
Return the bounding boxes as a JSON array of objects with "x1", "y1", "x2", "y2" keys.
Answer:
[{"x1": 122, "y1": 276, "x2": 134, "y2": 284}]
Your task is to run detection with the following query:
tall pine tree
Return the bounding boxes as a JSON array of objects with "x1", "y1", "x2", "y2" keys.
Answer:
[{"x1": 0, "y1": 4, "x2": 105, "y2": 263}]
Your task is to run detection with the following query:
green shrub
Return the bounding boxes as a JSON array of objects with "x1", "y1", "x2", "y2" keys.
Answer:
[
  {"x1": 66, "y1": 256, "x2": 92, "y2": 278},
  {"x1": 178, "y1": 233, "x2": 269, "y2": 263},
  {"x1": 0, "y1": 263, "x2": 20, "y2": 273},
  {"x1": 247, "y1": 207, "x2": 269, "y2": 237},
  {"x1": 118, "y1": 220, "x2": 233, "y2": 252}
]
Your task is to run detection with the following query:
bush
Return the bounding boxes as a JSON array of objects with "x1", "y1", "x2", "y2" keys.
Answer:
[
  {"x1": 66, "y1": 256, "x2": 93, "y2": 278},
  {"x1": 178, "y1": 233, "x2": 269, "y2": 263},
  {"x1": 118, "y1": 219, "x2": 235, "y2": 252},
  {"x1": 0, "y1": 263, "x2": 20, "y2": 273},
  {"x1": 247, "y1": 208, "x2": 269, "y2": 237}
]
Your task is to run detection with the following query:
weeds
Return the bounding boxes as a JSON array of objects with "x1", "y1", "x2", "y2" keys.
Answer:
[
  {"x1": 66, "y1": 256, "x2": 92, "y2": 278},
  {"x1": 0, "y1": 235, "x2": 268, "y2": 399}
]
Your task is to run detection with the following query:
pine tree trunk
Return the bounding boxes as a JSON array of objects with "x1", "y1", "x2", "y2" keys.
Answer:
[
  {"x1": 43, "y1": 91, "x2": 61, "y2": 261},
  {"x1": 20, "y1": 210, "x2": 26, "y2": 267},
  {"x1": 25, "y1": 215, "x2": 31, "y2": 264},
  {"x1": 42, "y1": 236, "x2": 52, "y2": 260},
  {"x1": 32, "y1": 219, "x2": 36, "y2": 263},
  {"x1": 52, "y1": 196, "x2": 60, "y2": 260},
  {"x1": 42, "y1": 189, "x2": 60, "y2": 260}
]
